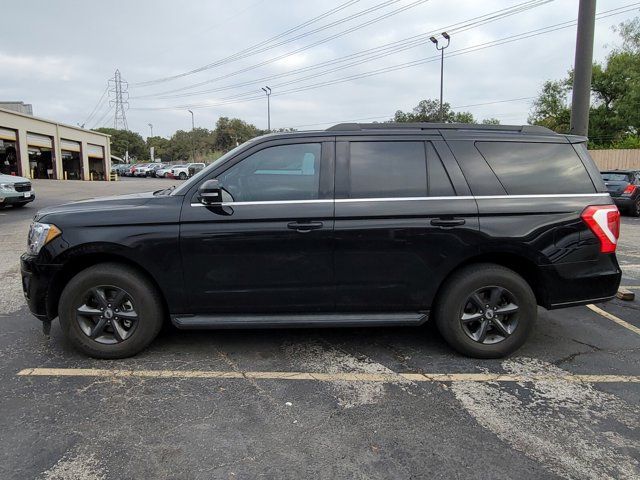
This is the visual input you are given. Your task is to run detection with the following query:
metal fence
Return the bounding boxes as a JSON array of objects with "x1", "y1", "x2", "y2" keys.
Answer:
[{"x1": 588, "y1": 149, "x2": 640, "y2": 170}]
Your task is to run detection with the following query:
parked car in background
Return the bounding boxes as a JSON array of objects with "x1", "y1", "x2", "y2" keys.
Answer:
[
  {"x1": 128, "y1": 163, "x2": 146, "y2": 177},
  {"x1": 601, "y1": 170, "x2": 640, "y2": 216},
  {"x1": 171, "y1": 163, "x2": 205, "y2": 179},
  {"x1": 156, "y1": 164, "x2": 180, "y2": 178},
  {"x1": 21, "y1": 123, "x2": 621, "y2": 359},
  {"x1": 110, "y1": 164, "x2": 130, "y2": 177},
  {"x1": 0, "y1": 173, "x2": 34, "y2": 208},
  {"x1": 148, "y1": 163, "x2": 169, "y2": 177},
  {"x1": 135, "y1": 163, "x2": 162, "y2": 177}
]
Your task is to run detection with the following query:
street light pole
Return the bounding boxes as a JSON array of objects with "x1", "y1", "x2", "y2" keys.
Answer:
[
  {"x1": 570, "y1": 0, "x2": 596, "y2": 136},
  {"x1": 147, "y1": 123, "x2": 153, "y2": 137},
  {"x1": 430, "y1": 32, "x2": 450, "y2": 122},
  {"x1": 187, "y1": 110, "x2": 195, "y2": 161},
  {"x1": 261, "y1": 86, "x2": 272, "y2": 131}
]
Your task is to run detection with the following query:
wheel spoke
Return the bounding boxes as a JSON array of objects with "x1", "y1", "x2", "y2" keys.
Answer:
[
  {"x1": 461, "y1": 312, "x2": 483, "y2": 323},
  {"x1": 110, "y1": 319, "x2": 127, "y2": 341},
  {"x1": 117, "y1": 309, "x2": 138, "y2": 321},
  {"x1": 111, "y1": 289, "x2": 127, "y2": 309},
  {"x1": 491, "y1": 317, "x2": 510, "y2": 337},
  {"x1": 475, "y1": 319, "x2": 489, "y2": 342},
  {"x1": 77, "y1": 304, "x2": 102, "y2": 317},
  {"x1": 468, "y1": 293, "x2": 485, "y2": 309},
  {"x1": 91, "y1": 287, "x2": 109, "y2": 308},
  {"x1": 488, "y1": 287, "x2": 505, "y2": 308},
  {"x1": 90, "y1": 317, "x2": 108, "y2": 339},
  {"x1": 496, "y1": 303, "x2": 519, "y2": 315}
]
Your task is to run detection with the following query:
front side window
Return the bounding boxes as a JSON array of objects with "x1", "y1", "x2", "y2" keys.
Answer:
[
  {"x1": 348, "y1": 141, "x2": 427, "y2": 198},
  {"x1": 217, "y1": 143, "x2": 321, "y2": 202}
]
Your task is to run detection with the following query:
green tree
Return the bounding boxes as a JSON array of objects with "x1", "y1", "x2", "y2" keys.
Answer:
[
  {"x1": 213, "y1": 117, "x2": 262, "y2": 151},
  {"x1": 146, "y1": 136, "x2": 171, "y2": 161},
  {"x1": 93, "y1": 128, "x2": 148, "y2": 161},
  {"x1": 527, "y1": 80, "x2": 571, "y2": 132},
  {"x1": 391, "y1": 98, "x2": 496, "y2": 125}
]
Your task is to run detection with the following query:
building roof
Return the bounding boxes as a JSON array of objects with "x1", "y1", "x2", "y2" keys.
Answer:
[{"x1": 0, "y1": 107, "x2": 110, "y2": 138}]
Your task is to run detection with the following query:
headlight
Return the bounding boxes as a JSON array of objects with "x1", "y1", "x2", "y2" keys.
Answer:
[
  {"x1": 27, "y1": 222, "x2": 62, "y2": 255},
  {"x1": 0, "y1": 183, "x2": 15, "y2": 191}
]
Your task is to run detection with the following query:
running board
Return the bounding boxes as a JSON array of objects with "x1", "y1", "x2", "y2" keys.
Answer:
[{"x1": 171, "y1": 312, "x2": 428, "y2": 329}]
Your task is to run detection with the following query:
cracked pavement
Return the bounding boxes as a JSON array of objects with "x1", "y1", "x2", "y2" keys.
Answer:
[{"x1": 0, "y1": 179, "x2": 639, "y2": 479}]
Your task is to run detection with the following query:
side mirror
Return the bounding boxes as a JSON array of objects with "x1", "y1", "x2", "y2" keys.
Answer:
[{"x1": 198, "y1": 179, "x2": 223, "y2": 206}]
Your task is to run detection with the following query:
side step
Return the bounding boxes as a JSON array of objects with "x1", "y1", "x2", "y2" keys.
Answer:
[{"x1": 171, "y1": 312, "x2": 428, "y2": 330}]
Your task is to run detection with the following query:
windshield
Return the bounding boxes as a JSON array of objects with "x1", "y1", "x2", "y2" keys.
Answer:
[
  {"x1": 171, "y1": 140, "x2": 257, "y2": 195},
  {"x1": 601, "y1": 172, "x2": 631, "y2": 182}
]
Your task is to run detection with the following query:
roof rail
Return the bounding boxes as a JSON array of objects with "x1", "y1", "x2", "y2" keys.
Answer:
[{"x1": 326, "y1": 122, "x2": 554, "y2": 135}]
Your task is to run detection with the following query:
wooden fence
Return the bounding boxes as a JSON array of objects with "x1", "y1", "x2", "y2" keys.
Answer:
[{"x1": 588, "y1": 149, "x2": 640, "y2": 170}]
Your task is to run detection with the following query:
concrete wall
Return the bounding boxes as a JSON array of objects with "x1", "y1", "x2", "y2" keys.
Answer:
[
  {"x1": 589, "y1": 149, "x2": 640, "y2": 171},
  {"x1": 0, "y1": 108, "x2": 111, "y2": 181}
]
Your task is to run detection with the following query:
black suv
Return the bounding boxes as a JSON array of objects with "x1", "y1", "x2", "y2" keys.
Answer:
[
  {"x1": 601, "y1": 170, "x2": 640, "y2": 216},
  {"x1": 21, "y1": 123, "x2": 622, "y2": 359}
]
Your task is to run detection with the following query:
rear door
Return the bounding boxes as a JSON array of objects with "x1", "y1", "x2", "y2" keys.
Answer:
[{"x1": 334, "y1": 136, "x2": 479, "y2": 311}]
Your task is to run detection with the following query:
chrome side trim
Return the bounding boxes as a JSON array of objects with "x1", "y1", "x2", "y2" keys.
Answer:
[{"x1": 189, "y1": 193, "x2": 610, "y2": 207}]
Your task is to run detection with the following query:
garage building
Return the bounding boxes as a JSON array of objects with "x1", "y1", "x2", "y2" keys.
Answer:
[{"x1": 0, "y1": 107, "x2": 111, "y2": 181}]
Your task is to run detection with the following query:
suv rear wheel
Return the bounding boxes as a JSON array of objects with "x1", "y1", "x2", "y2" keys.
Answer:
[
  {"x1": 434, "y1": 263, "x2": 536, "y2": 358},
  {"x1": 59, "y1": 263, "x2": 164, "y2": 359},
  {"x1": 631, "y1": 198, "x2": 640, "y2": 217},
  {"x1": 178, "y1": 172, "x2": 187, "y2": 180}
]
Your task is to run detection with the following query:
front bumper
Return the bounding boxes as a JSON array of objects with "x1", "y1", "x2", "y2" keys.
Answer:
[
  {"x1": 0, "y1": 192, "x2": 35, "y2": 205},
  {"x1": 20, "y1": 253, "x2": 60, "y2": 321}
]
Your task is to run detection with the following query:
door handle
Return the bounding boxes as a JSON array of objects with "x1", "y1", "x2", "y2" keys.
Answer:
[
  {"x1": 287, "y1": 221, "x2": 323, "y2": 232},
  {"x1": 430, "y1": 218, "x2": 465, "y2": 227}
]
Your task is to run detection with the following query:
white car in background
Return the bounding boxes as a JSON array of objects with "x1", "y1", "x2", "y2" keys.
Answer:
[
  {"x1": 134, "y1": 163, "x2": 161, "y2": 177},
  {"x1": 171, "y1": 163, "x2": 205, "y2": 180},
  {"x1": 156, "y1": 165, "x2": 182, "y2": 178},
  {"x1": 0, "y1": 173, "x2": 34, "y2": 208}
]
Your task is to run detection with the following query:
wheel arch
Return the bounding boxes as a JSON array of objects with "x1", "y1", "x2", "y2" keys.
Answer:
[
  {"x1": 435, "y1": 253, "x2": 548, "y2": 309},
  {"x1": 47, "y1": 252, "x2": 169, "y2": 320}
]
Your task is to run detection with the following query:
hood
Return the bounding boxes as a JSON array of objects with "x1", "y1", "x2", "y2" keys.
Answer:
[
  {"x1": 0, "y1": 173, "x2": 30, "y2": 184},
  {"x1": 36, "y1": 191, "x2": 157, "y2": 220}
]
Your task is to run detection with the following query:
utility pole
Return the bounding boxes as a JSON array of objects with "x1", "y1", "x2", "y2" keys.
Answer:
[
  {"x1": 108, "y1": 69, "x2": 129, "y2": 130},
  {"x1": 570, "y1": 0, "x2": 596, "y2": 137},
  {"x1": 188, "y1": 110, "x2": 195, "y2": 161},
  {"x1": 148, "y1": 123, "x2": 153, "y2": 137},
  {"x1": 430, "y1": 32, "x2": 450, "y2": 122},
  {"x1": 261, "y1": 86, "x2": 272, "y2": 131}
]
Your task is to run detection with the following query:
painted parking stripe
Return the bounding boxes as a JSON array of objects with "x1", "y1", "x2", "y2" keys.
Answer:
[
  {"x1": 621, "y1": 285, "x2": 640, "y2": 289},
  {"x1": 16, "y1": 368, "x2": 640, "y2": 383},
  {"x1": 587, "y1": 304, "x2": 640, "y2": 335}
]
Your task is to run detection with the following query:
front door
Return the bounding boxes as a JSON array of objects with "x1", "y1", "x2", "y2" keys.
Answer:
[{"x1": 180, "y1": 139, "x2": 335, "y2": 314}]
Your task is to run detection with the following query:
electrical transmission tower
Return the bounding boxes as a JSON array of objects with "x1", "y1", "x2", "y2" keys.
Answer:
[{"x1": 108, "y1": 69, "x2": 129, "y2": 130}]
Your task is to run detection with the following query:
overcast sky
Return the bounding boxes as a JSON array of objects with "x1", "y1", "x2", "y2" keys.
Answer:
[{"x1": 1, "y1": 0, "x2": 638, "y2": 138}]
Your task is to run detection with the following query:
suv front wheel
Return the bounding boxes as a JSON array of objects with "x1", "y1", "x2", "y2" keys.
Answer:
[
  {"x1": 59, "y1": 263, "x2": 164, "y2": 359},
  {"x1": 434, "y1": 263, "x2": 536, "y2": 358}
]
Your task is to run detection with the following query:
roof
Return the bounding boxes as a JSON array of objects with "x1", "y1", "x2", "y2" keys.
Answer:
[
  {"x1": 326, "y1": 122, "x2": 554, "y2": 134},
  {"x1": 0, "y1": 107, "x2": 110, "y2": 138}
]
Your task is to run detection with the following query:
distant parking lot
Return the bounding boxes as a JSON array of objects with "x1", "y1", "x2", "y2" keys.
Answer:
[{"x1": 1, "y1": 179, "x2": 638, "y2": 479}]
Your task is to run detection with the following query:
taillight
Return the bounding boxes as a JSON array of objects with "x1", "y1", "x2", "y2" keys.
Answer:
[
  {"x1": 581, "y1": 205, "x2": 620, "y2": 253},
  {"x1": 622, "y1": 184, "x2": 637, "y2": 196}
]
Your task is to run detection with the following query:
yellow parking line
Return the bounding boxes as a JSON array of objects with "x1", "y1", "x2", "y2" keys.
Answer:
[
  {"x1": 587, "y1": 304, "x2": 640, "y2": 336},
  {"x1": 16, "y1": 368, "x2": 640, "y2": 383}
]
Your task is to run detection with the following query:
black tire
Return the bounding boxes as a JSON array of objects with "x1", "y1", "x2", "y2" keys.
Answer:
[
  {"x1": 59, "y1": 263, "x2": 164, "y2": 359},
  {"x1": 631, "y1": 199, "x2": 640, "y2": 217},
  {"x1": 434, "y1": 263, "x2": 536, "y2": 359},
  {"x1": 178, "y1": 172, "x2": 187, "y2": 180}
]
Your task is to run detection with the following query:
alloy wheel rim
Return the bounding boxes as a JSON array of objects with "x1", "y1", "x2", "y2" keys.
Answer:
[
  {"x1": 460, "y1": 286, "x2": 519, "y2": 345},
  {"x1": 75, "y1": 285, "x2": 139, "y2": 345}
]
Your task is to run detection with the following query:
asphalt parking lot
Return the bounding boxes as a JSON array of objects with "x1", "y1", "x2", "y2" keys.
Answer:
[{"x1": 1, "y1": 179, "x2": 638, "y2": 480}]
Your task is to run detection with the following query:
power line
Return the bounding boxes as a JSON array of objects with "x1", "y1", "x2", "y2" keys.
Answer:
[
  {"x1": 81, "y1": 85, "x2": 109, "y2": 127},
  {"x1": 129, "y1": 3, "x2": 639, "y2": 112},
  {"x1": 132, "y1": 0, "x2": 430, "y2": 88},
  {"x1": 92, "y1": 104, "x2": 114, "y2": 129},
  {"x1": 133, "y1": 0, "x2": 365, "y2": 86},
  {"x1": 132, "y1": 0, "x2": 550, "y2": 101}
]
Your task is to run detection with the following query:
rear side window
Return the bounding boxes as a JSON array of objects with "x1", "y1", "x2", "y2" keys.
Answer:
[
  {"x1": 476, "y1": 142, "x2": 595, "y2": 194},
  {"x1": 348, "y1": 141, "x2": 427, "y2": 198},
  {"x1": 426, "y1": 142, "x2": 455, "y2": 196}
]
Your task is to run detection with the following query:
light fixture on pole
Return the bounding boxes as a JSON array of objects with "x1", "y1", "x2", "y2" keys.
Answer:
[
  {"x1": 261, "y1": 86, "x2": 272, "y2": 131},
  {"x1": 430, "y1": 32, "x2": 450, "y2": 122},
  {"x1": 147, "y1": 123, "x2": 153, "y2": 137},
  {"x1": 188, "y1": 110, "x2": 195, "y2": 130}
]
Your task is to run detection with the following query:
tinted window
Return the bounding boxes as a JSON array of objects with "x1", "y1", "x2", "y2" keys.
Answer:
[
  {"x1": 349, "y1": 141, "x2": 427, "y2": 198},
  {"x1": 601, "y1": 172, "x2": 632, "y2": 182},
  {"x1": 426, "y1": 142, "x2": 455, "y2": 196},
  {"x1": 476, "y1": 142, "x2": 595, "y2": 194},
  {"x1": 218, "y1": 143, "x2": 321, "y2": 201}
]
